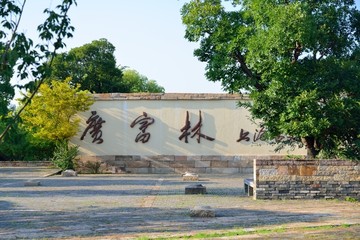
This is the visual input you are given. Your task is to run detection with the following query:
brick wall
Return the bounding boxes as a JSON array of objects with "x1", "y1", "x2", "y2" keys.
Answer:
[{"x1": 254, "y1": 159, "x2": 360, "y2": 200}]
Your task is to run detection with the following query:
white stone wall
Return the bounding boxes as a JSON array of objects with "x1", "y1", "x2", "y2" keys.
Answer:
[{"x1": 72, "y1": 93, "x2": 306, "y2": 158}]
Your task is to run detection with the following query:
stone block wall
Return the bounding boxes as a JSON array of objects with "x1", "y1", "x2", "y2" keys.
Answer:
[
  {"x1": 76, "y1": 155, "x2": 274, "y2": 174},
  {"x1": 254, "y1": 159, "x2": 360, "y2": 200}
]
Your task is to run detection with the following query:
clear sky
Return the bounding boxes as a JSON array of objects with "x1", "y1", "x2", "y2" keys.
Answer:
[
  {"x1": 17, "y1": 0, "x2": 360, "y2": 94},
  {"x1": 18, "y1": 0, "x2": 224, "y2": 93}
]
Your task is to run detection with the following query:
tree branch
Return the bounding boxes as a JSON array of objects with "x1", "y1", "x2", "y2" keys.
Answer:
[
  {"x1": 234, "y1": 50, "x2": 264, "y2": 91},
  {"x1": 0, "y1": 1, "x2": 75, "y2": 142},
  {"x1": 291, "y1": 41, "x2": 302, "y2": 64},
  {"x1": 234, "y1": 51, "x2": 253, "y2": 77},
  {"x1": 1, "y1": 0, "x2": 27, "y2": 70}
]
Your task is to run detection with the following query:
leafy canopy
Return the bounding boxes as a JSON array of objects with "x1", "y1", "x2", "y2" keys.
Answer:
[
  {"x1": 49, "y1": 38, "x2": 128, "y2": 93},
  {"x1": 21, "y1": 79, "x2": 94, "y2": 141},
  {"x1": 181, "y1": 0, "x2": 360, "y2": 159},
  {"x1": 50, "y1": 38, "x2": 166, "y2": 94},
  {"x1": 122, "y1": 69, "x2": 165, "y2": 93}
]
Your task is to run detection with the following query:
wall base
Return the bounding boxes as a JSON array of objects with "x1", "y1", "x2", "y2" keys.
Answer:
[{"x1": 76, "y1": 155, "x2": 286, "y2": 174}]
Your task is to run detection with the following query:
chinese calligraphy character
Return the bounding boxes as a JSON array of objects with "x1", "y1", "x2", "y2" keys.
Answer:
[
  {"x1": 191, "y1": 110, "x2": 215, "y2": 143},
  {"x1": 80, "y1": 111, "x2": 106, "y2": 144},
  {"x1": 237, "y1": 128, "x2": 250, "y2": 142},
  {"x1": 179, "y1": 110, "x2": 215, "y2": 143},
  {"x1": 237, "y1": 126, "x2": 266, "y2": 143},
  {"x1": 253, "y1": 127, "x2": 266, "y2": 142},
  {"x1": 179, "y1": 111, "x2": 191, "y2": 143},
  {"x1": 130, "y1": 112, "x2": 155, "y2": 143}
]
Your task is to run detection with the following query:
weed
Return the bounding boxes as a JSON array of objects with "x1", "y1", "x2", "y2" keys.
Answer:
[
  {"x1": 84, "y1": 160, "x2": 102, "y2": 174},
  {"x1": 344, "y1": 196, "x2": 358, "y2": 202},
  {"x1": 302, "y1": 225, "x2": 335, "y2": 231}
]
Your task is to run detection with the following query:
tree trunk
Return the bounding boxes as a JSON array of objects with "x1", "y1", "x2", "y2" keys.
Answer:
[{"x1": 301, "y1": 136, "x2": 320, "y2": 159}]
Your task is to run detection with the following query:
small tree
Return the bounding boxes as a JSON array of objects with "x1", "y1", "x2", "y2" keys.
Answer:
[
  {"x1": 21, "y1": 79, "x2": 93, "y2": 168},
  {"x1": 21, "y1": 78, "x2": 94, "y2": 141}
]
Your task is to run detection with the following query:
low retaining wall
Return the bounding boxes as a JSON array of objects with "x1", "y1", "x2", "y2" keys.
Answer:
[
  {"x1": 76, "y1": 155, "x2": 279, "y2": 174},
  {"x1": 254, "y1": 159, "x2": 360, "y2": 200}
]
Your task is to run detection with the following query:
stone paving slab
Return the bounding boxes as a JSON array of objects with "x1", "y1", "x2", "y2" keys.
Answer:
[{"x1": 0, "y1": 167, "x2": 359, "y2": 239}]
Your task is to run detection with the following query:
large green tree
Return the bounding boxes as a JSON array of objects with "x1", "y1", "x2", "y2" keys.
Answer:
[
  {"x1": 181, "y1": 0, "x2": 360, "y2": 159},
  {"x1": 50, "y1": 39, "x2": 166, "y2": 94},
  {"x1": 50, "y1": 38, "x2": 129, "y2": 93},
  {"x1": 122, "y1": 69, "x2": 165, "y2": 93}
]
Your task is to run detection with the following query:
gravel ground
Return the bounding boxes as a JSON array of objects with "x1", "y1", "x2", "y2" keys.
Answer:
[{"x1": 0, "y1": 167, "x2": 359, "y2": 239}]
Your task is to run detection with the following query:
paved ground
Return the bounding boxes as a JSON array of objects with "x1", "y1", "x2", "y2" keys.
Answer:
[{"x1": 0, "y1": 167, "x2": 359, "y2": 239}]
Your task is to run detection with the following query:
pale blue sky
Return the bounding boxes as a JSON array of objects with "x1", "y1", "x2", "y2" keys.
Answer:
[{"x1": 17, "y1": 0, "x2": 360, "y2": 94}]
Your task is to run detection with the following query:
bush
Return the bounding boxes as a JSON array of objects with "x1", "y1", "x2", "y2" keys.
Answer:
[
  {"x1": 51, "y1": 141, "x2": 78, "y2": 171},
  {"x1": 0, "y1": 121, "x2": 56, "y2": 161}
]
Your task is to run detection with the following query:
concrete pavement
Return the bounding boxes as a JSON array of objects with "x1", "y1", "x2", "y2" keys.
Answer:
[{"x1": 0, "y1": 167, "x2": 359, "y2": 239}]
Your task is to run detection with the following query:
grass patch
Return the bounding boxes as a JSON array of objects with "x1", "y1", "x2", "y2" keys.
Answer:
[
  {"x1": 302, "y1": 224, "x2": 352, "y2": 231},
  {"x1": 136, "y1": 224, "x2": 358, "y2": 240},
  {"x1": 135, "y1": 227, "x2": 285, "y2": 239},
  {"x1": 192, "y1": 229, "x2": 248, "y2": 238}
]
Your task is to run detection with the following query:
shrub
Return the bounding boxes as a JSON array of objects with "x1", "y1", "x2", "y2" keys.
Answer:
[
  {"x1": 51, "y1": 141, "x2": 78, "y2": 171},
  {"x1": 84, "y1": 161, "x2": 102, "y2": 174}
]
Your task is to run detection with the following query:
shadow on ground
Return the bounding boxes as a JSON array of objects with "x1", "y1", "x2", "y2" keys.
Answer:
[
  {"x1": 0, "y1": 168, "x2": 354, "y2": 240},
  {"x1": 0, "y1": 205, "x2": 330, "y2": 240}
]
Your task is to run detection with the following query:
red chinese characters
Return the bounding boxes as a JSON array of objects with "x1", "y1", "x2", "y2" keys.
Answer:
[
  {"x1": 130, "y1": 112, "x2": 155, "y2": 143},
  {"x1": 179, "y1": 110, "x2": 215, "y2": 143},
  {"x1": 80, "y1": 111, "x2": 106, "y2": 144}
]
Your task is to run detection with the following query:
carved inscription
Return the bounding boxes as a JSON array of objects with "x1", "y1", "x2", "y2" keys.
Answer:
[
  {"x1": 130, "y1": 112, "x2": 155, "y2": 143},
  {"x1": 179, "y1": 110, "x2": 215, "y2": 143},
  {"x1": 80, "y1": 111, "x2": 106, "y2": 144}
]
